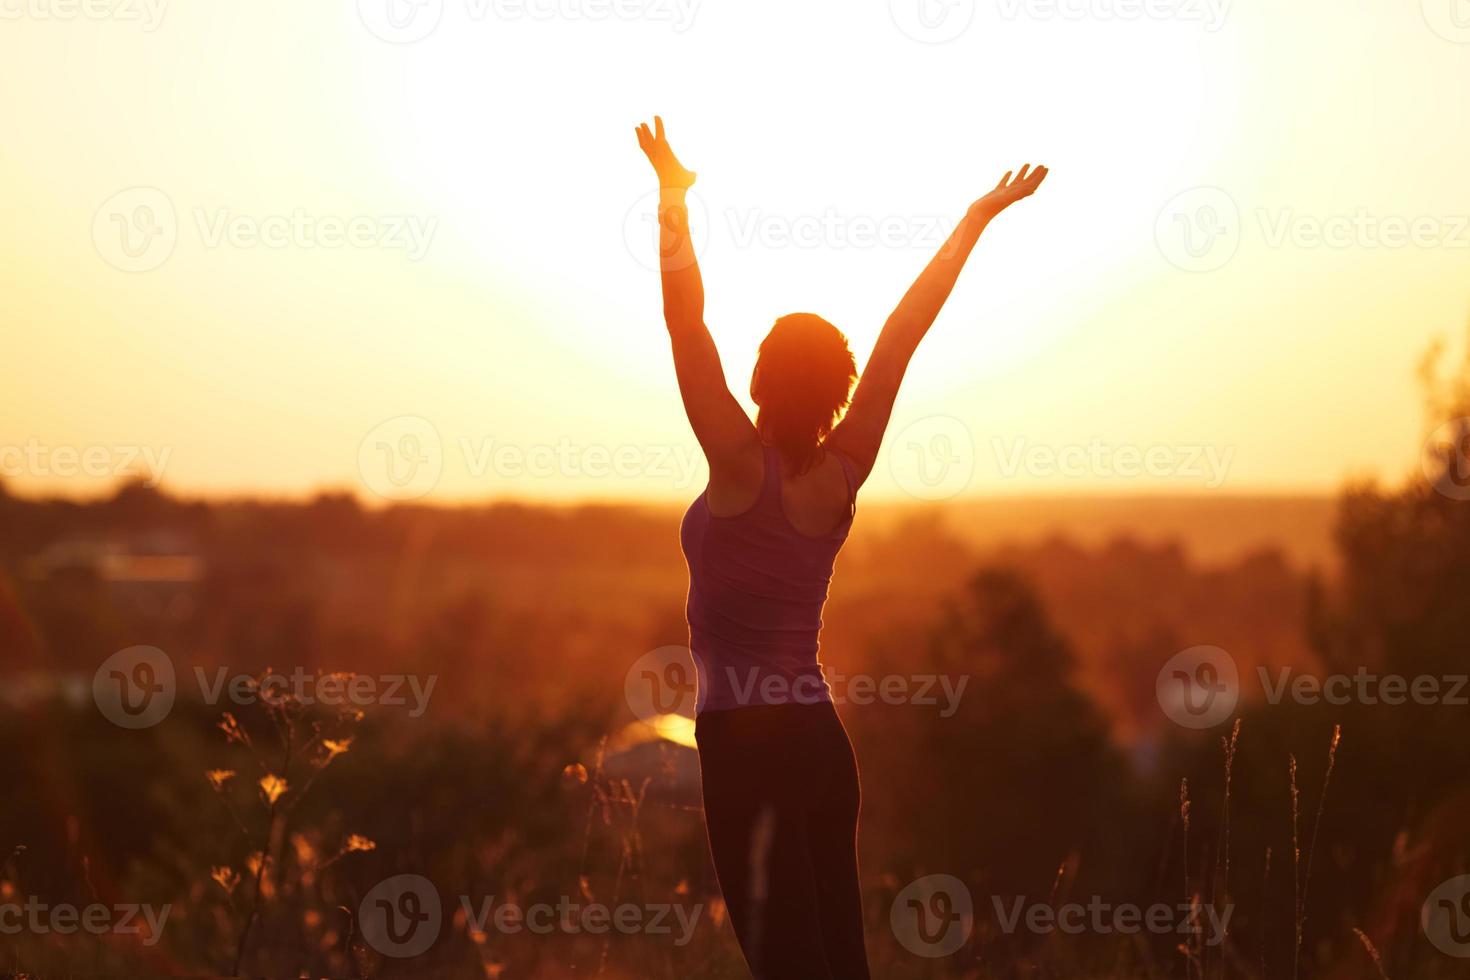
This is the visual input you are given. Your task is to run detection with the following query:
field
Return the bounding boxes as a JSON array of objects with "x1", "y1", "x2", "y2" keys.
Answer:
[{"x1": 3, "y1": 466, "x2": 1468, "y2": 977}]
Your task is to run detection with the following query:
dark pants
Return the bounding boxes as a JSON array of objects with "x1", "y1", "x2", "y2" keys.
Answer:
[{"x1": 694, "y1": 701, "x2": 871, "y2": 979}]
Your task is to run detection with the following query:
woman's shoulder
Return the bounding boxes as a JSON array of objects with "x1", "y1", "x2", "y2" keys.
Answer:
[
  {"x1": 704, "y1": 441, "x2": 769, "y2": 517},
  {"x1": 780, "y1": 450, "x2": 855, "y2": 536}
]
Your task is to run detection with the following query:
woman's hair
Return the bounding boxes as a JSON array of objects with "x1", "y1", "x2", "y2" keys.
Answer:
[{"x1": 751, "y1": 313, "x2": 858, "y2": 474}]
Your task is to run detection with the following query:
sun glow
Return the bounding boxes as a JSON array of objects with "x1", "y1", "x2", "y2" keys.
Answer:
[{"x1": 3, "y1": 2, "x2": 1469, "y2": 501}]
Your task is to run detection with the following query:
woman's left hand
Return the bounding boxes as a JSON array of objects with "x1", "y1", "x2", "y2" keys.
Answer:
[{"x1": 971, "y1": 164, "x2": 1048, "y2": 220}]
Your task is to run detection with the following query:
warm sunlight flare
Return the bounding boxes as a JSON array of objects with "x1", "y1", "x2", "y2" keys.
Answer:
[{"x1": 5, "y1": 3, "x2": 1470, "y2": 503}]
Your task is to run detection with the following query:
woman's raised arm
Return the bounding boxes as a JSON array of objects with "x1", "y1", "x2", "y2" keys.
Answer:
[
  {"x1": 636, "y1": 116, "x2": 757, "y2": 475},
  {"x1": 828, "y1": 164, "x2": 1049, "y2": 484}
]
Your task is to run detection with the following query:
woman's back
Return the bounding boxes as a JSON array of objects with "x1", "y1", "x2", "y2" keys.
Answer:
[{"x1": 680, "y1": 444, "x2": 858, "y2": 712}]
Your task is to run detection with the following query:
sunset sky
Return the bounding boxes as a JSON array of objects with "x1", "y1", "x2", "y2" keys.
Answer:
[{"x1": 4, "y1": 0, "x2": 1469, "y2": 503}]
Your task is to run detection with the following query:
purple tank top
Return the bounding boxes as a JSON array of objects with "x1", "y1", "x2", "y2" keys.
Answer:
[{"x1": 680, "y1": 444, "x2": 858, "y2": 713}]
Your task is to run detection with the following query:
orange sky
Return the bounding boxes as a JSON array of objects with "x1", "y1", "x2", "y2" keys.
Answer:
[{"x1": 4, "y1": 1, "x2": 1470, "y2": 504}]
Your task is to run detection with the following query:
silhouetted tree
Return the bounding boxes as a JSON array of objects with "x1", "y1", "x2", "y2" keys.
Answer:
[{"x1": 858, "y1": 567, "x2": 1132, "y2": 899}]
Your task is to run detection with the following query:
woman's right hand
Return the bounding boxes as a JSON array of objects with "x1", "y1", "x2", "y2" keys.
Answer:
[{"x1": 636, "y1": 116, "x2": 697, "y2": 191}]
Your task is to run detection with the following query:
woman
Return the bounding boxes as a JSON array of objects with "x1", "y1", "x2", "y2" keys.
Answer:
[{"x1": 635, "y1": 116, "x2": 1046, "y2": 979}]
